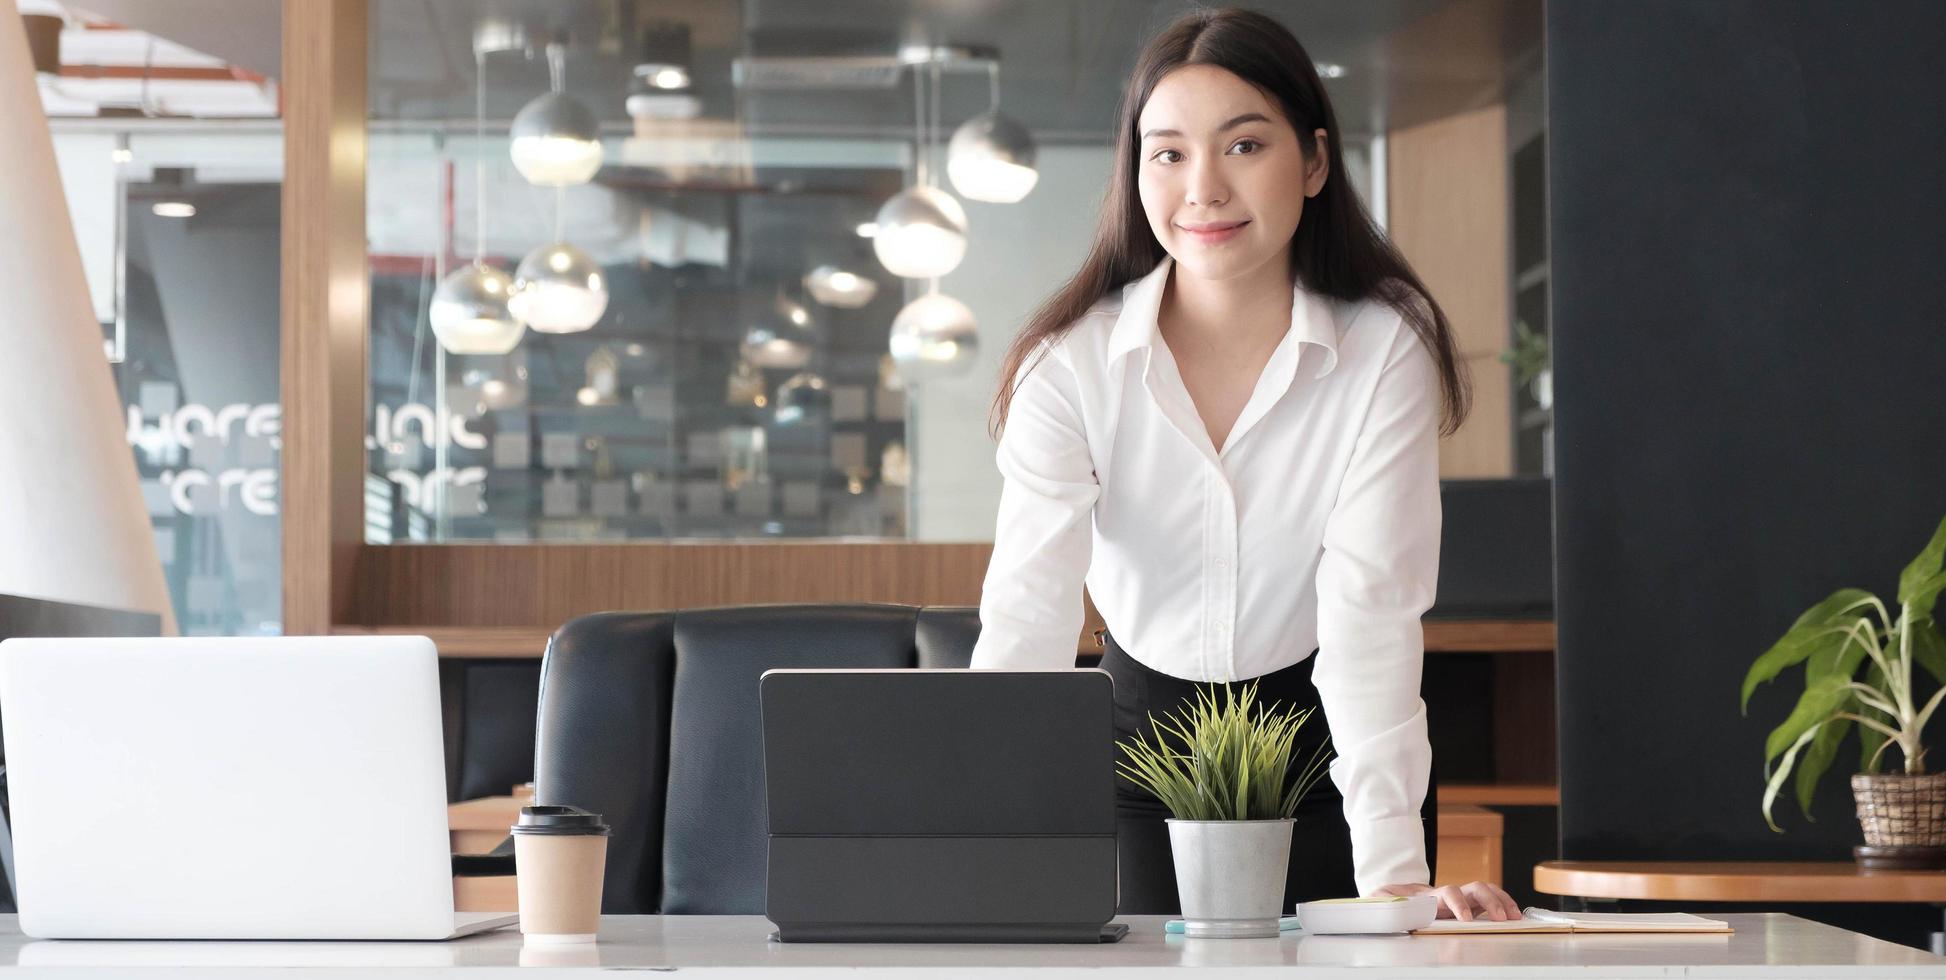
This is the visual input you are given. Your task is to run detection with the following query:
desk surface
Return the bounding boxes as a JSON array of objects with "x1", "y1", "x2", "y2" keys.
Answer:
[
  {"x1": 1535, "y1": 861, "x2": 1946, "y2": 902},
  {"x1": 2, "y1": 914, "x2": 1943, "y2": 977}
]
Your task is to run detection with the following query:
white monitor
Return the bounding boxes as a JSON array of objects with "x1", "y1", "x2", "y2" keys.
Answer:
[{"x1": 0, "y1": 635, "x2": 515, "y2": 940}]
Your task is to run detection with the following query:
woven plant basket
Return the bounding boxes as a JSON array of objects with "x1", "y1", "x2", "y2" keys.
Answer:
[{"x1": 1851, "y1": 772, "x2": 1946, "y2": 846}]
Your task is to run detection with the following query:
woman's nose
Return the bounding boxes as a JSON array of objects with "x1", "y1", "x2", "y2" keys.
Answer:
[{"x1": 1185, "y1": 160, "x2": 1229, "y2": 208}]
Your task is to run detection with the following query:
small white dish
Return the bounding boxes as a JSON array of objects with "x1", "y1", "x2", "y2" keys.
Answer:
[{"x1": 1294, "y1": 894, "x2": 1440, "y2": 934}]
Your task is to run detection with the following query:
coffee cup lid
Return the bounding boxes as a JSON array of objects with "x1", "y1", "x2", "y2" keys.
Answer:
[{"x1": 512, "y1": 804, "x2": 610, "y2": 837}]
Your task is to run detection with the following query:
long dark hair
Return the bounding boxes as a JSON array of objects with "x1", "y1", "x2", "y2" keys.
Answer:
[{"x1": 991, "y1": 7, "x2": 1470, "y2": 437}]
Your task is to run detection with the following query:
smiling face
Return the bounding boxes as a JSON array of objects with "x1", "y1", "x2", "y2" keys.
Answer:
[{"x1": 1135, "y1": 64, "x2": 1328, "y2": 284}]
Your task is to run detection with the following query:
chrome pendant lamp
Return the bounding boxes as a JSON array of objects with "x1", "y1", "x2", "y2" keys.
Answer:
[
  {"x1": 803, "y1": 264, "x2": 880, "y2": 309},
  {"x1": 886, "y1": 59, "x2": 978, "y2": 381},
  {"x1": 947, "y1": 62, "x2": 1039, "y2": 203},
  {"x1": 509, "y1": 39, "x2": 604, "y2": 186},
  {"x1": 874, "y1": 59, "x2": 967, "y2": 279},
  {"x1": 430, "y1": 47, "x2": 524, "y2": 356},
  {"x1": 888, "y1": 287, "x2": 978, "y2": 381},
  {"x1": 510, "y1": 187, "x2": 608, "y2": 334}
]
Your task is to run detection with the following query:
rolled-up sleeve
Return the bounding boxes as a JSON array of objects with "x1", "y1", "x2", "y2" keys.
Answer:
[
  {"x1": 1311, "y1": 324, "x2": 1441, "y2": 895},
  {"x1": 970, "y1": 351, "x2": 1099, "y2": 670}
]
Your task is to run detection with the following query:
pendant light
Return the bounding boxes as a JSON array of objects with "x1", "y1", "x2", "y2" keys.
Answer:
[
  {"x1": 510, "y1": 187, "x2": 608, "y2": 333},
  {"x1": 509, "y1": 39, "x2": 603, "y2": 187},
  {"x1": 874, "y1": 59, "x2": 967, "y2": 279},
  {"x1": 803, "y1": 264, "x2": 879, "y2": 308},
  {"x1": 885, "y1": 59, "x2": 977, "y2": 382},
  {"x1": 431, "y1": 48, "x2": 524, "y2": 356},
  {"x1": 740, "y1": 292, "x2": 816, "y2": 369},
  {"x1": 889, "y1": 287, "x2": 978, "y2": 381},
  {"x1": 948, "y1": 63, "x2": 1039, "y2": 203},
  {"x1": 774, "y1": 371, "x2": 830, "y2": 426}
]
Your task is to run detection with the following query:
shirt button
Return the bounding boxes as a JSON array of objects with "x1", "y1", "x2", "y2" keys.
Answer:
[{"x1": 1213, "y1": 558, "x2": 1229, "y2": 570}]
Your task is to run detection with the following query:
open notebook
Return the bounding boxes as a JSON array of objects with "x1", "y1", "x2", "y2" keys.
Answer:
[{"x1": 1414, "y1": 908, "x2": 1732, "y2": 935}]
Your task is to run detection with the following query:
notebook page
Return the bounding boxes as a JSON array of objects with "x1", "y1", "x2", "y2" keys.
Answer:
[
  {"x1": 1412, "y1": 916, "x2": 1568, "y2": 935},
  {"x1": 1526, "y1": 908, "x2": 1732, "y2": 932}
]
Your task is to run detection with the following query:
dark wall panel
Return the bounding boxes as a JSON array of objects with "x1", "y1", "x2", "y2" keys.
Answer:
[{"x1": 1551, "y1": 0, "x2": 1946, "y2": 863}]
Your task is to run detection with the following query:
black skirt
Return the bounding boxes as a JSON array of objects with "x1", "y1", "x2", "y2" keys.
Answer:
[{"x1": 1101, "y1": 632, "x2": 1433, "y2": 913}]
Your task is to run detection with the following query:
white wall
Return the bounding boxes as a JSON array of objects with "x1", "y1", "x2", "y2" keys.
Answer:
[{"x1": 910, "y1": 144, "x2": 1113, "y2": 541}]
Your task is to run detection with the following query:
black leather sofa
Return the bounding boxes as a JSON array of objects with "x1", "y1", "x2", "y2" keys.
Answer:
[{"x1": 519, "y1": 603, "x2": 1437, "y2": 914}]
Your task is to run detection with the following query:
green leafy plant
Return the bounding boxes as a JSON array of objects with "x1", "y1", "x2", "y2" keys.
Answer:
[
  {"x1": 1741, "y1": 515, "x2": 1946, "y2": 831},
  {"x1": 1115, "y1": 681, "x2": 1334, "y2": 821},
  {"x1": 1500, "y1": 319, "x2": 1550, "y2": 388}
]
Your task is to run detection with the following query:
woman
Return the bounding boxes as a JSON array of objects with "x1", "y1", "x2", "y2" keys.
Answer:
[{"x1": 968, "y1": 8, "x2": 1519, "y2": 922}]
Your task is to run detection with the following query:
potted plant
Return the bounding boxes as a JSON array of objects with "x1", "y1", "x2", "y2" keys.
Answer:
[
  {"x1": 1117, "y1": 681, "x2": 1333, "y2": 937},
  {"x1": 1501, "y1": 319, "x2": 1551, "y2": 411},
  {"x1": 1742, "y1": 515, "x2": 1946, "y2": 866}
]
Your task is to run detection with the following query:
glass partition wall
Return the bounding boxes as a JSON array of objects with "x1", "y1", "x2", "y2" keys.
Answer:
[{"x1": 363, "y1": 0, "x2": 1536, "y2": 546}]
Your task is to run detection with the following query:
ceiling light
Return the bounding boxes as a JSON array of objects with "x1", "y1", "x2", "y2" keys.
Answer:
[
  {"x1": 637, "y1": 65, "x2": 690, "y2": 90},
  {"x1": 888, "y1": 291, "x2": 978, "y2": 381},
  {"x1": 947, "y1": 112, "x2": 1039, "y2": 203},
  {"x1": 855, "y1": 222, "x2": 879, "y2": 238},
  {"x1": 741, "y1": 296, "x2": 816, "y2": 369},
  {"x1": 774, "y1": 372, "x2": 829, "y2": 426},
  {"x1": 1315, "y1": 62, "x2": 1347, "y2": 79},
  {"x1": 950, "y1": 64, "x2": 1039, "y2": 204},
  {"x1": 151, "y1": 201, "x2": 195, "y2": 218},
  {"x1": 510, "y1": 41, "x2": 604, "y2": 186},
  {"x1": 872, "y1": 186, "x2": 967, "y2": 279},
  {"x1": 510, "y1": 93, "x2": 603, "y2": 186},
  {"x1": 473, "y1": 375, "x2": 527, "y2": 410},
  {"x1": 510, "y1": 242, "x2": 608, "y2": 333},
  {"x1": 803, "y1": 265, "x2": 880, "y2": 308},
  {"x1": 437, "y1": 45, "x2": 525, "y2": 355},
  {"x1": 632, "y1": 22, "x2": 692, "y2": 90},
  {"x1": 741, "y1": 327, "x2": 812, "y2": 370},
  {"x1": 430, "y1": 261, "x2": 525, "y2": 355}
]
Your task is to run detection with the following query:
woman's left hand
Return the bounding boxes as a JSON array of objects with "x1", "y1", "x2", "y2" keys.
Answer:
[{"x1": 1369, "y1": 881, "x2": 1521, "y2": 921}]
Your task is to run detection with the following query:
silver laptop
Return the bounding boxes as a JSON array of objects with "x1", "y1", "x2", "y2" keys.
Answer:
[{"x1": 0, "y1": 635, "x2": 517, "y2": 940}]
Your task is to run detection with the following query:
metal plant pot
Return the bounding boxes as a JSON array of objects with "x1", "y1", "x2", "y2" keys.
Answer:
[{"x1": 1166, "y1": 818, "x2": 1294, "y2": 938}]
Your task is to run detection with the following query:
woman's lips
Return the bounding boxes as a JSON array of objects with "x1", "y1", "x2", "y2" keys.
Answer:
[{"x1": 1177, "y1": 219, "x2": 1249, "y2": 245}]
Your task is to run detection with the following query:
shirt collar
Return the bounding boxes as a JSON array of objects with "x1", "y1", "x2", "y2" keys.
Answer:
[{"x1": 1105, "y1": 256, "x2": 1341, "y2": 379}]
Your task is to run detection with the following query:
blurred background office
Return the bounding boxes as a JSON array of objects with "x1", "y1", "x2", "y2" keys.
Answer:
[{"x1": 4, "y1": 0, "x2": 1943, "y2": 950}]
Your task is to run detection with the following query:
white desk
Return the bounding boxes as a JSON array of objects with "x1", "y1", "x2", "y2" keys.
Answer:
[{"x1": 2, "y1": 913, "x2": 1943, "y2": 977}]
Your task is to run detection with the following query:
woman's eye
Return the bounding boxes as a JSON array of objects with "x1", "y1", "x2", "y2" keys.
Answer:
[
  {"x1": 1151, "y1": 149, "x2": 1182, "y2": 164},
  {"x1": 1229, "y1": 139, "x2": 1262, "y2": 155}
]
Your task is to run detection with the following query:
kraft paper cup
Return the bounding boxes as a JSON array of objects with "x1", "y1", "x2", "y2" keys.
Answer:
[{"x1": 511, "y1": 804, "x2": 610, "y2": 944}]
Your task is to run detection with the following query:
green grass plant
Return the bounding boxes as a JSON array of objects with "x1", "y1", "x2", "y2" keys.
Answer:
[
  {"x1": 1742, "y1": 514, "x2": 1946, "y2": 830},
  {"x1": 1115, "y1": 680, "x2": 1334, "y2": 821}
]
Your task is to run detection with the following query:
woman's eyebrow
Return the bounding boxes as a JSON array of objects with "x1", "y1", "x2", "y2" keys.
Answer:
[{"x1": 1140, "y1": 112, "x2": 1272, "y2": 141}]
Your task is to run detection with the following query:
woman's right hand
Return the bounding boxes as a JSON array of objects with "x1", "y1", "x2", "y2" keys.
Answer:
[{"x1": 1368, "y1": 881, "x2": 1521, "y2": 921}]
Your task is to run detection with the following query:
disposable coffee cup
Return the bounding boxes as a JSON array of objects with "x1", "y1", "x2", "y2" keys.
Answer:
[{"x1": 512, "y1": 804, "x2": 610, "y2": 944}]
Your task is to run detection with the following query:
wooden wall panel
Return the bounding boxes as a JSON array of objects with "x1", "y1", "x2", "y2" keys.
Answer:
[
  {"x1": 349, "y1": 543, "x2": 1551, "y2": 659},
  {"x1": 1387, "y1": 103, "x2": 1514, "y2": 479},
  {"x1": 353, "y1": 542, "x2": 999, "y2": 628},
  {"x1": 280, "y1": 0, "x2": 368, "y2": 634}
]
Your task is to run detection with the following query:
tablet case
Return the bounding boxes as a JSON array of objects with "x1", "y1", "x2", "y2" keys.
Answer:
[{"x1": 760, "y1": 669, "x2": 1123, "y2": 943}]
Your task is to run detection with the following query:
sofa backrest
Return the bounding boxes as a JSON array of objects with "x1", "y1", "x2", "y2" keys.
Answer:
[{"x1": 534, "y1": 604, "x2": 979, "y2": 914}]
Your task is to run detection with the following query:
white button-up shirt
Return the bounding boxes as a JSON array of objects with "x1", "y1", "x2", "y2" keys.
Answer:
[{"x1": 970, "y1": 257, "x2": 1439, "y2": 894}]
